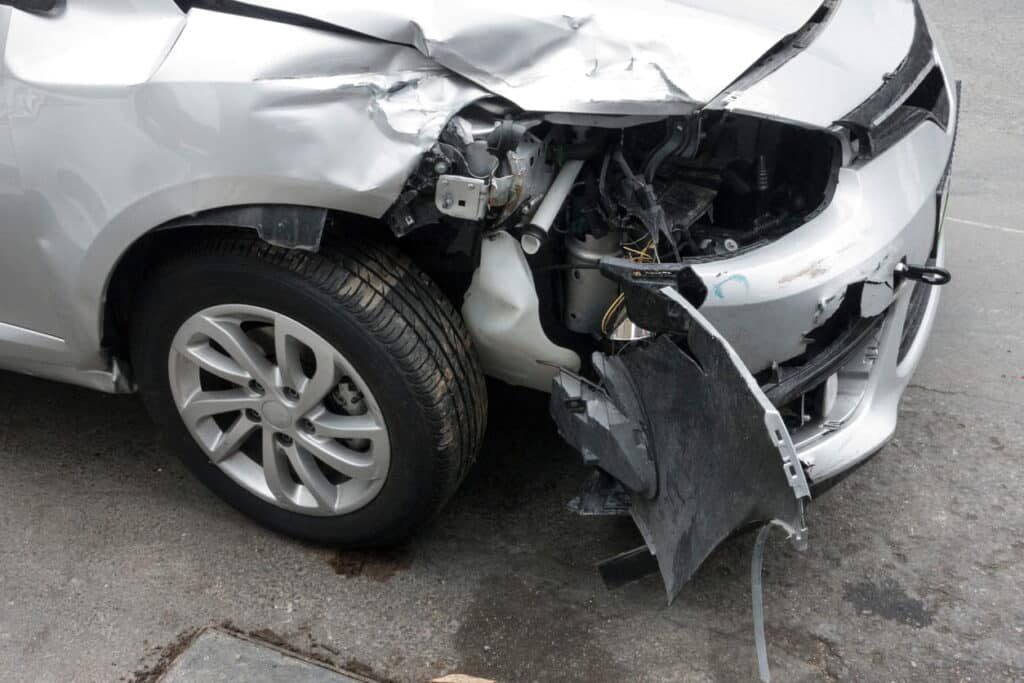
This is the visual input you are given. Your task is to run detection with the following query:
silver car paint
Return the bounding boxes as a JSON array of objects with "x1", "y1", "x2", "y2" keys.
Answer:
[
  {"x1": 696, "y1": 119, "x2": 952, "y2": 374},
  {"x1": 229, "y1": 0, "x2": 826, "y2": 115},
  {"x1": 0, "y1": 4, "x2": 487, "y2": 388},
  {"x1": 717, "y1": 0, "x2": 919, "y2": 127},
  {"x1": 0, "y1": 1, "x2": 956, "y2": 488},
  {"x1": 1, "y1": 0, "x2": 911, "y2": 383}
]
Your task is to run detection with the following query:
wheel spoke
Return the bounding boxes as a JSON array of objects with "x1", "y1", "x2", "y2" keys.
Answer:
[
  {"x1": 310, "y1": 412, "x2": 384, "y2": 443},
  {"x1": 208, "y1": 414, "x2": 258, "y2": 463},
  {"x1": 174, "y1": 340, "x2": 250, "y2": 386},
  {"x1": 273, "y1": 316, "x2": 307, "y2": 392},
  {"x1": 294, "y1": 432, "x2": 385, "y2": 481},
  {"x1": 295, "y1": 347, "x2": 339, "y2": 416},
  {"x1": 261, "y1": 430, "x2": 293, "y2": 503},
  {"x1": 283, "y1": 443, "x2": 338, "y2": 511},
  {"x1": 272, "y1": 315, "x2": 339, "y2": 414},
  {"x1": 191, "y1": 314, "x2": 275, "y2": 386},
  {"x1": 180, "y1": 388, "x2": 257, "y2": 426}
]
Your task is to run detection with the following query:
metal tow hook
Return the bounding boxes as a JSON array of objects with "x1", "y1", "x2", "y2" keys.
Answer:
[{"x1": 894, "y1": 262, "x2": 952, "y2": 286}]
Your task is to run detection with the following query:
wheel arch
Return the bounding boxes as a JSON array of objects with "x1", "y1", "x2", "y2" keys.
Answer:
[
  {"x1": 98, "y1": 205, "x2": 476, "y2": 368},
  {"x1": 99, "y1": 204, "x2": 393, "y2": 361}
]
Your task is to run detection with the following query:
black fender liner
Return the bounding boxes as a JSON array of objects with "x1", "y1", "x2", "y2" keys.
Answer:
[
  {"x1": 551, "y1": 287, "x2": 810, "y2": 602},
  {"x1": 159, "y1": 204, "x2": 329, "y2": 251}
]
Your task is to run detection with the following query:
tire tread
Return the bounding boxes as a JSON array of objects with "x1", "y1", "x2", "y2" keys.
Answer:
[{"x1": 138, "y1": 233, "x2": 487, "y2": 541}]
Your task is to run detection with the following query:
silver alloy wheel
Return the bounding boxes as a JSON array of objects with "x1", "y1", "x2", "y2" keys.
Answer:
[{"x1": 168, "y1": 304, "x2": 391, "y2": 516}]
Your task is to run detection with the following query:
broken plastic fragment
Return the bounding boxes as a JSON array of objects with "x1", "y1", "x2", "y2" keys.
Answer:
[{"x1": 552, "y1": 286, "x2": 810, "y2": 602}]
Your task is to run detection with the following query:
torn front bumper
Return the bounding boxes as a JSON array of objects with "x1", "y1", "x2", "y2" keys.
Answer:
[
  {"x1": 553, "y1": 288, "x2": 812, "y2": 602},
  {"x1": 551, "y1": 81, "x2": 957, "y2": 599}
]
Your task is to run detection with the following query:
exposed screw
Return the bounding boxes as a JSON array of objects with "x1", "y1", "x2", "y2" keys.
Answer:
[
  {"x1": 245, "y1": 408, "x2": 261, "y2": 422},
  {"x1": 283, "y1": 387, "x2": 300, "y2": 401},
  {"x1": 248, "y1": 380, "x2": 265, "y2": 395},
  {"x1": 298, "y1": 419, "x2": 315, "y2": 434},
  {"x1": 723, "y1": 238, "x2": 739, "y2": 252},
  {"x1": 276, "y1": 433, "x2": 293, "y2": 446}
]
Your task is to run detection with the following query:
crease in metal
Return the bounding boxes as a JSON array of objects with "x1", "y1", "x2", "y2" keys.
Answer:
[{"x1": 183, "y1": 0, "x2": 828, "y2": 115}]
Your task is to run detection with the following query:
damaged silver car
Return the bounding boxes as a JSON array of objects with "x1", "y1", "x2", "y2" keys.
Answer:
[{"x1": 0, "y1": 0, "x2": 957, "y2": 597}]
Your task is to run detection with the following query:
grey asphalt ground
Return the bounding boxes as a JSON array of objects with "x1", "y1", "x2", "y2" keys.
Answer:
[{"x1": 1, "y1": 2, "x2": 1022, "y2": 681}]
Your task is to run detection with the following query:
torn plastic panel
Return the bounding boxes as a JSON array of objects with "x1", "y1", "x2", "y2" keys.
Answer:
[
  {"x1": 552, "y1": 360, "x2": 656, "y2": 499},
  {"x1": 552, "y1": 287, "x2": 810, "y2": 602},
  {"x1": 159, "y1": 205, "x2": 329, "y2": 251}
]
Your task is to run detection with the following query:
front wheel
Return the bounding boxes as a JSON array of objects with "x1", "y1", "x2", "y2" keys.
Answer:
[{"x1": 132, "y1": 235, "x2": 487, "y2": 546}]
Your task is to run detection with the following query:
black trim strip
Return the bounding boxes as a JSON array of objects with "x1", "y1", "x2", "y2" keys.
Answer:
[
  {"x1": 763, "y1": 316, "x2": 884, "y2": 408},
  {"x1": 178, "y1": 0, "x2": 410, "y2": 48},
  {"x1": 707, "y1": 0, "x2": 841, "y2": 109},
  {"x1": 897, "y1": 281, "x2": 932, "y2": 363},
  {"x1": 835, "y1": 0, "x2": 938, "y2": 158}
]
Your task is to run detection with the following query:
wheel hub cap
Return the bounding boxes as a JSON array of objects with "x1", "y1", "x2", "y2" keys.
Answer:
[
  {"x1": 261, "y1": 401, "x2": 291, "y2": 430},
  {"x1": 167, "y1": 304, "x2": 391, "y2": 517}
]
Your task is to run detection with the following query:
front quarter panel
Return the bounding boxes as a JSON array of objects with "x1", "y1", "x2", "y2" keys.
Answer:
[{"x1": 3, "y1": 8, "x2": 485, "y2": 377}]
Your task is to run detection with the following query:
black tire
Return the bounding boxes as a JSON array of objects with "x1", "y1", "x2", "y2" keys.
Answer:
[{"x1": 131, "y1": 233, "x2": 487, "y2": 546}]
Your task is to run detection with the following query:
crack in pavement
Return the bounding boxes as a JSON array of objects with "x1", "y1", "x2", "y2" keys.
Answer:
[
  {"x1": 947, "y1": 216, "x2": 1024, "y2": 236},
  {"x1": 907, "y1": 383, "x2": 1024, "y2": 408}
]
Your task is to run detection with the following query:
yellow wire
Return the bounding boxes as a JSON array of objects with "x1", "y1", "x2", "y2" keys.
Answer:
[
  {"x1": 601, "y1": 238, "x2": 659, "y2": 334},
  {"x1": 600, "y1": 292, "x2": 625, "y2": 335}
]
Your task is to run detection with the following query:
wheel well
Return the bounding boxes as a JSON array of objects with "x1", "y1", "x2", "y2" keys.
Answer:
[
  {"x1": 101, "y1": 225, "x2": 243, "y2": 360},
  {"x1": 102, "y1": 212, "x2": 479, "y2": 361}
]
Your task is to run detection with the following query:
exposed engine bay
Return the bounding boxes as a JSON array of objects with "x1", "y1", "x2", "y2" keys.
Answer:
[
  {"x1": 388, "y1": 104, "x2": 840, "y2": 369},
  {"x1": 381, "y1": 104, "x2": 847, "y2": 600}
]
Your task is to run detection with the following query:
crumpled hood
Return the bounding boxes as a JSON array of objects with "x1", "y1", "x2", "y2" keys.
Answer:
[{"x1": 229, "y1": 0, "x2": 826, "y2": 115}]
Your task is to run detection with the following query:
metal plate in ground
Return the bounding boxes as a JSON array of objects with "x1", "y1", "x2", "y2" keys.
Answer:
[{"x1": 160, "y1": 628, "x2": 370, "y2": 683}]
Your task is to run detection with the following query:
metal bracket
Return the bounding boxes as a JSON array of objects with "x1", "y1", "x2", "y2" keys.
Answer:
[{"x1": 435, "y1": 175, "x2": 489, "y2": 220}]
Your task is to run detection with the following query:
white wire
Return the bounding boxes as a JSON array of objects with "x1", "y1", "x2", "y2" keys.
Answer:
[{"x1": 752, "y1": 524, "x2": 772, "y2": 683}]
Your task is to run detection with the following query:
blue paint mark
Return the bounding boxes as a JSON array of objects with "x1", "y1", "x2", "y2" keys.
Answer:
[{"x1": 712, "y1": 274, "x2": 750, "y2": 299}]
